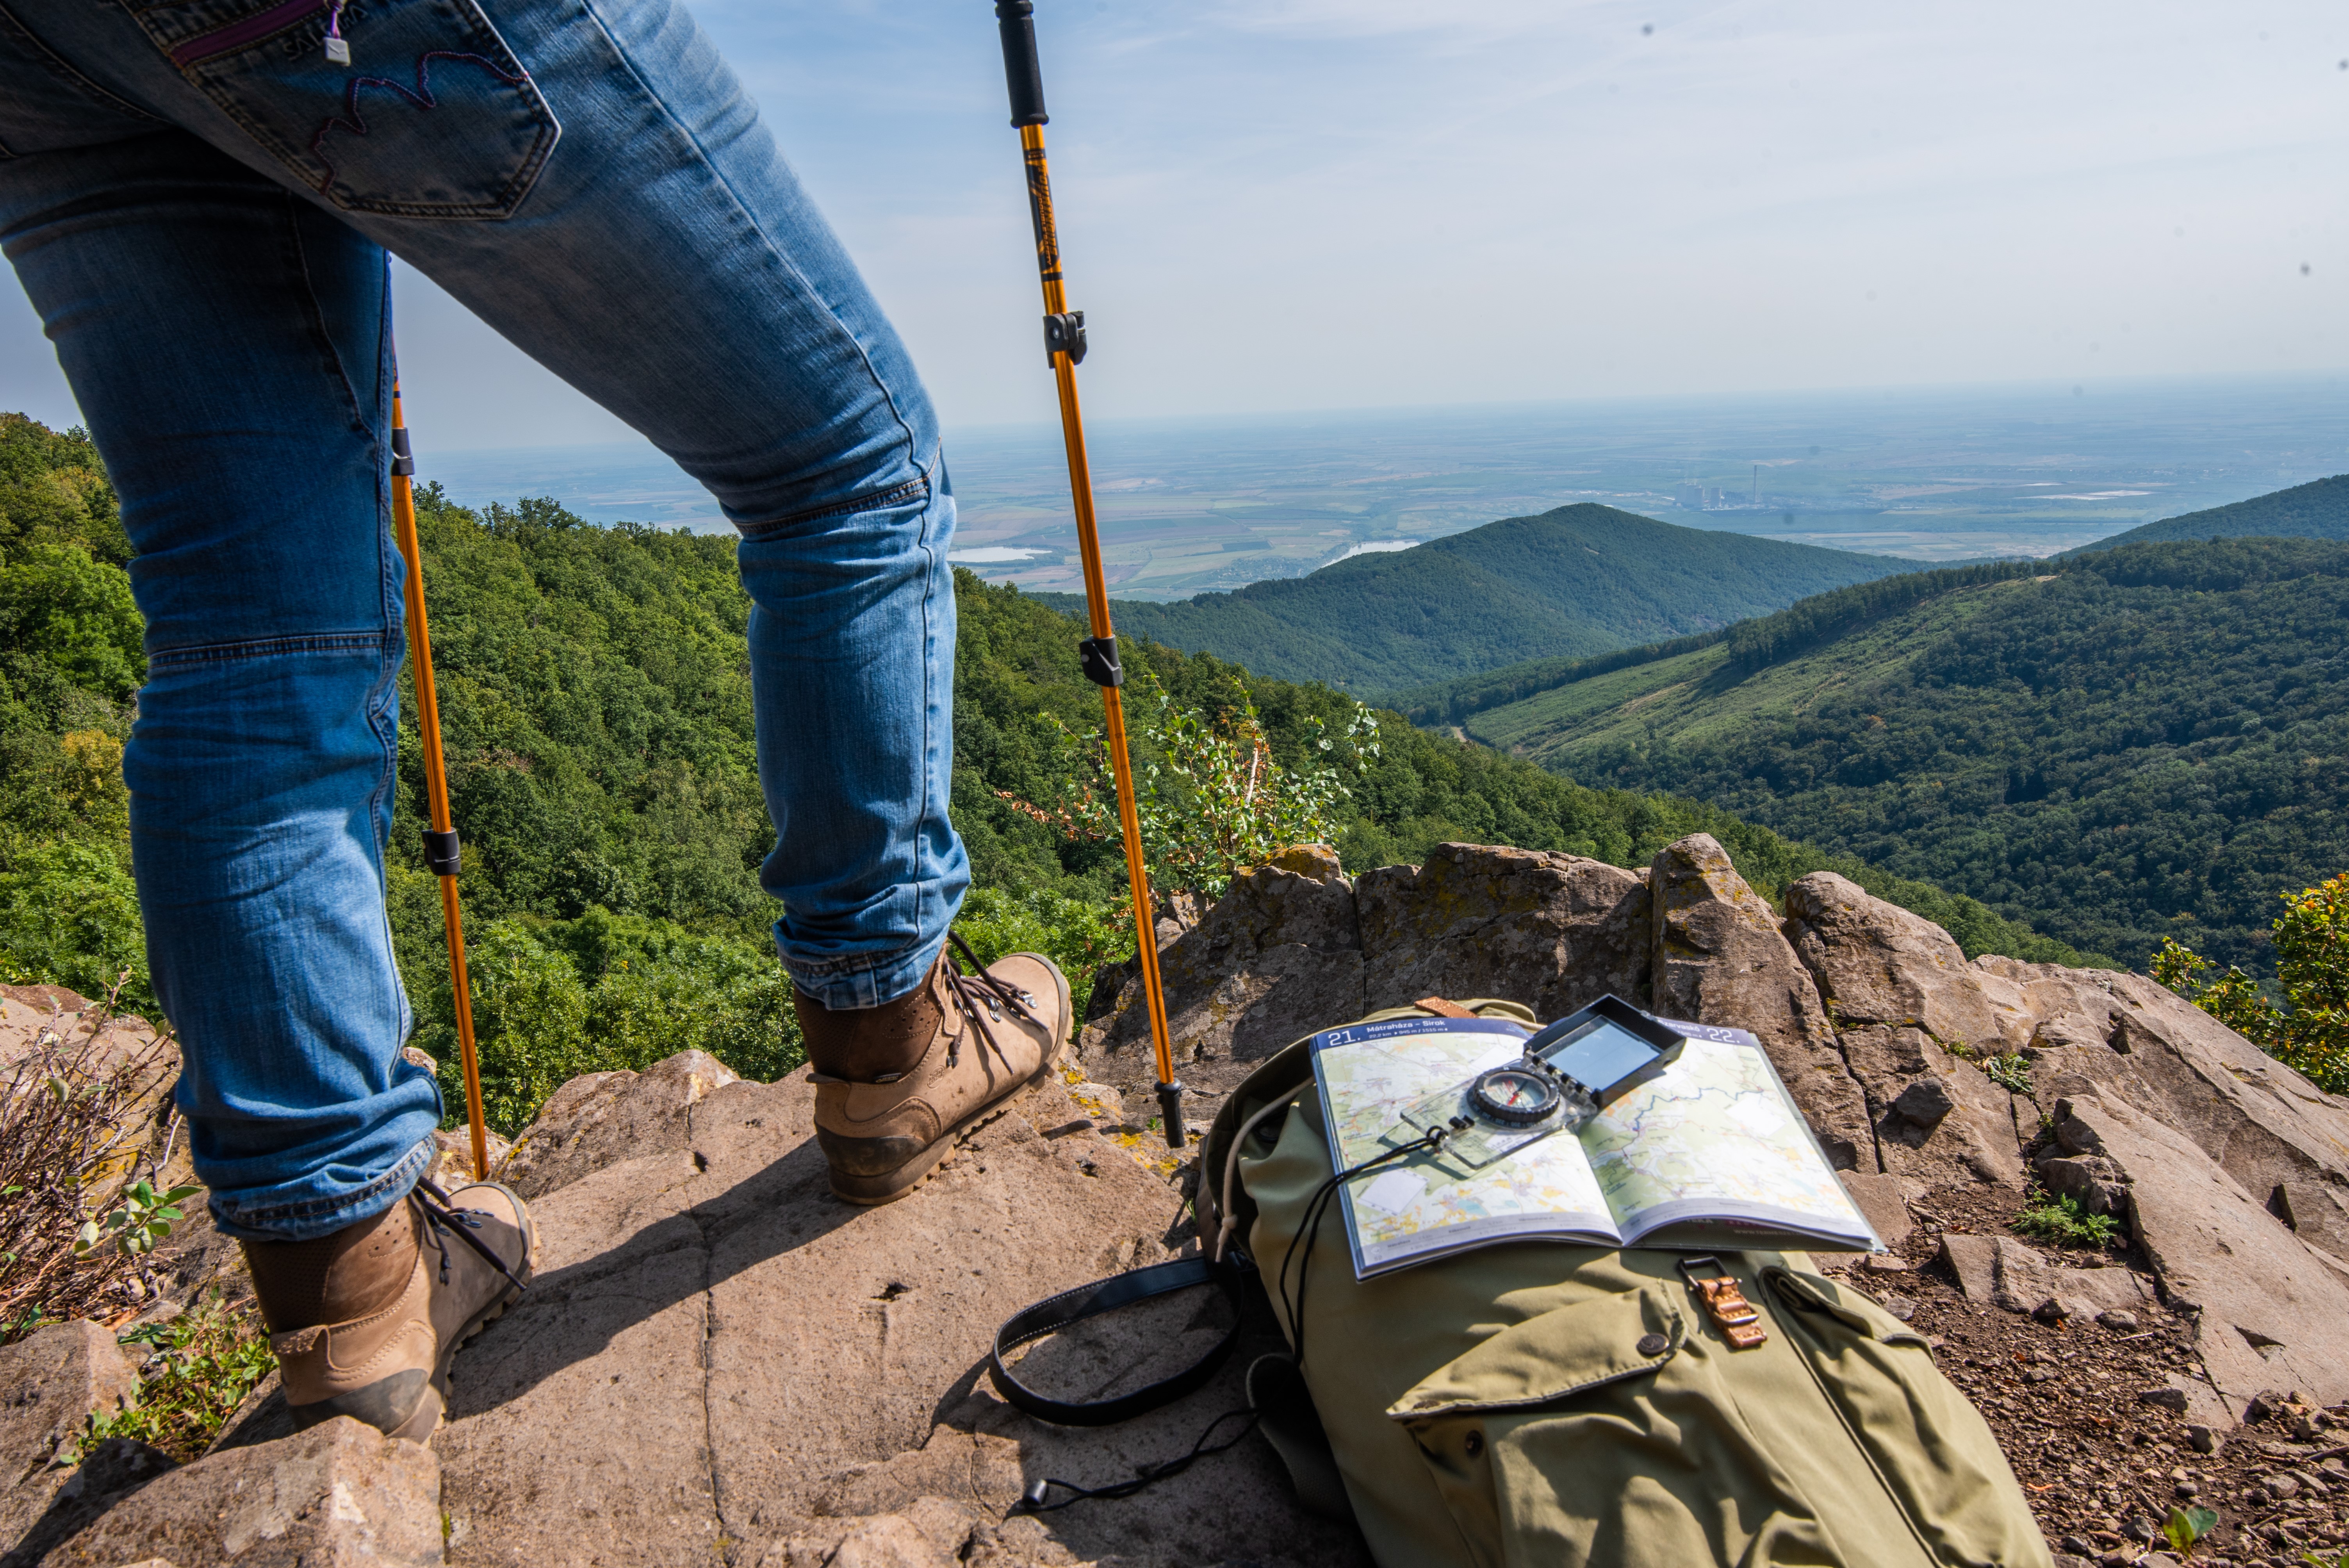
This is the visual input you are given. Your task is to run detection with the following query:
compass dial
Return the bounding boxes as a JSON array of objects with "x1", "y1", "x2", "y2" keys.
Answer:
[{"x1": 1468, "y1": 1065, "x2": 1563, "y2": 1127}]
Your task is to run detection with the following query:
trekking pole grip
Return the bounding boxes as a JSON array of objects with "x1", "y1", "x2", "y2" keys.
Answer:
[{"x1": 996, "y1": 0, "x2": 1048, "y2": 127}]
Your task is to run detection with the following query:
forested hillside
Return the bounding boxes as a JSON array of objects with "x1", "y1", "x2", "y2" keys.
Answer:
[
  {"x1": 1466, "y1": 537, "x2": 2349, "y2": 973},
  {"x1": 2068, "y1": 472, "x2": 2349, "y2": 553},
  {"x1": 1035, "y1": 504, "x2": 1913, "y2": 694},
  {"x1": 0, "y1": 412, "x2": 2083, "y2": 1130}
]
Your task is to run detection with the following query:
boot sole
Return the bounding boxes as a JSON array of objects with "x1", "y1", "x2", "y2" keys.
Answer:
[{"x1": 830, "y1": 956, "x2": 1073, "y2": 1207}]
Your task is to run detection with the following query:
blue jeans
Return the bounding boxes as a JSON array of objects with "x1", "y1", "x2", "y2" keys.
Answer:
[{"x1": 0, "y1": 0, "x2": 969, "y2": 1240}]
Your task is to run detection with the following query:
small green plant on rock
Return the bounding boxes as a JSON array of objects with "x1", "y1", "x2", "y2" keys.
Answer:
[
  {"x1": 2162, "y1": 1503, "x2": 2217, "y2": 1556},
  {"x1": 2013, "y1": 1191, "x2": 2121, "y2": 1249},
  {"x1": 78, "y1": 1292, "x2": 275, "y2": 1463},
  {"x1": 1982, "y1": 1052, "x2": 2032, "y2": 1094}
]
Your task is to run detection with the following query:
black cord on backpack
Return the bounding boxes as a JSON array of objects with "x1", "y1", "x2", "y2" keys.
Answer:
[{"x1": 1274, "y1": 1130, "x2": 1443, "y2": 1370}]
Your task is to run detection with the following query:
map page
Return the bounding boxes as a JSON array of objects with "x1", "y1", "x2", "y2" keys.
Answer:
[
  {"x1": 1581, "y1": 1020, "x2": 1877, "y2": 1252},
  {"x1": 1310, "y1": 1016, "x2": 1877, "y2": 1279},
  {"x1": 1309, "y1": 1018, "x2": 1622, "y2": 1279}
]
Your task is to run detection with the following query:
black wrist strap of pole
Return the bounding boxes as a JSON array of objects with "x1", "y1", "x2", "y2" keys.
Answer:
[
  {"x1": 988, "y1": 1254, "x2": 1250, "y2": 1427},
  {"x1": 422, "y1": 829, "x2": 460, "y2": 877},
  {"x1": 391, "y1": 425, "x2": 415, "y2": 478}
]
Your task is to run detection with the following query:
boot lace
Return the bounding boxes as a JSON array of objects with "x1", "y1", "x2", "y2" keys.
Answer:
[
  {"x1": 941, "y1": 930, "x2": 1046, "y2": 1072},
  {"x1": 415, "y1": 1178, "x2": 530, "y2": 1297}
]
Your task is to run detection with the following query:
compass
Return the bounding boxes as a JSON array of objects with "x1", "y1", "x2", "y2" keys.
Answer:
[{"x1": 1467, "y1": 1064, "x2": 1563, "y2": 1127}]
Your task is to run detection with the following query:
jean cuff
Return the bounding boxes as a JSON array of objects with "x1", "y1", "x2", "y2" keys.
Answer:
[
  {"x1": 780, "y1": 929, "x2": 948, "y2": 1012},
  {"x1": 205, "y1": 1135, "x2": 435, "y2": 1244}
]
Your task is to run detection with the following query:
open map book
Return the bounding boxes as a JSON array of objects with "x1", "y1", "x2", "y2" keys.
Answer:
[{"x1": 1310, "y1": 1015, "x2": 1879, "y2": 1278}]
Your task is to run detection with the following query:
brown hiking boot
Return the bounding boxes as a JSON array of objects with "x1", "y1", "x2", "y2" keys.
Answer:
[
  {"x1": 242, "y1": 1179, "x2": 534, "y2": 1441},
  {"x1": 797, "y1": 936, "x2": 1070, "y2": 1205}
]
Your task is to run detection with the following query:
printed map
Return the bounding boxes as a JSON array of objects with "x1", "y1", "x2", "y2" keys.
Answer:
[
  {"x1": 1317, "y1": 1025, "x2": 1618, "y2": 1269},
  {"x1": 1579, "y1": 1032, "x2": 1855, "y2": 1232}
]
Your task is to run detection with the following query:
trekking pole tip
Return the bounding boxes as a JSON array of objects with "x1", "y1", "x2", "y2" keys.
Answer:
[
  {"x1": 1156, "y1": 1080, "x2": 1186, "y2": 1150},
  {"x1": 995, "y1": 0, "x2": 1048, "y2": 127}
]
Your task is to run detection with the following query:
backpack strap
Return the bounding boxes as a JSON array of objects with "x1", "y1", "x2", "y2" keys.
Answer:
[{"x1": 987, "y1": 1254, "x2": 1253, "y2": 1427}]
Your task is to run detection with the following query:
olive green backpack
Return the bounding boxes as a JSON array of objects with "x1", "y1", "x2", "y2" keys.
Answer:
[{"x1": 1194, "y1": 999, "x2": 2054, "y2": 1568}]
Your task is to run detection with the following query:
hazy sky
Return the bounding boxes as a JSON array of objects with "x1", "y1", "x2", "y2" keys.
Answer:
[{"x1": 4, "y1": 0, "x2": 2342, "y2": 453}]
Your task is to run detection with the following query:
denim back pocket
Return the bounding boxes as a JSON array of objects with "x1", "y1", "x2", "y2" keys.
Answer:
[{"x1": 126, "y1": 0, "x2": 558, "y2": 217}]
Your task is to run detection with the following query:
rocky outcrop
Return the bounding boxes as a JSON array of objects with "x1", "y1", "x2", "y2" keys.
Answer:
[
  {"x1": 1355, "y1": 844, "x2": 1649, "y2": 1018},
  {"x1": 39, "y1": 1418, "x2": 441, "y2": 1567},
  {"x1": 1083, "y1": 859, "x2": 1361, "y2": 1110},
  {"x1": 1649, "y1": 836, "x2": 1873, "y2": 1169},
  {"x1": 1784, "y1": 873, "x2": 2011, "y2": 1053},
  {"x1": 498, "y1": 1049, "x2": 740, "y2": 1201},
  {"x1": 426, "y1": 1071, "x2": 1355, "y2": 1568},
  {"x1": 1780, "y1": 873, "x2": 2028, "y2": 1187},
  {"x1": 2040, "y1": 1094, "x2": 2349, "y2": 1419},
  {"x1": 0, "y1": 1324, "x2": 144, "y2": 1556},
  {"x1": 1082, "y1": 842, "x2": 1651, "y2": 1117}
]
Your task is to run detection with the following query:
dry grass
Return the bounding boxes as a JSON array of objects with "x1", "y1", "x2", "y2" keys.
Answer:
[{"x1": 0, "y1": 976, "x2": 182, "y2": 1342}]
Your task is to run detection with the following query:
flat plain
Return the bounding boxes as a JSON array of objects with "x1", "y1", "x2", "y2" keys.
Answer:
[{"x1": 424, "y1": 373, "x2": 2348, "y2": 598}]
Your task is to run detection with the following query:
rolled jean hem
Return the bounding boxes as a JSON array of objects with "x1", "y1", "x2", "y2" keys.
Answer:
[
  {"x1": 207, "y1": 1136, "x2": 435, "y2": 1244},
  {"x1": 781, "y1": 928, "x2": 947, "y2": 1011}
]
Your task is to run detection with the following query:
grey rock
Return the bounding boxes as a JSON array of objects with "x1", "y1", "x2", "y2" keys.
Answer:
[
  {"x1": 1985, "y1": 1236, "x2": 2148, "y2": 1320},
  {"x1": 1940, "y1": 1233, "x2": 2001, "y2": 1304},
  {"x1": 2, "y1": 1437, "x2": 176, "y2": 1568},
  {"x1": 0, "y1": 1322, "x2": 144, "y2": 1554},
  {"x1": 1649, "y1": 834, "x2": 1871, "y2": 1169},
  {"x1": 1969, "y1": 957, "x2": 2117, "y2": 1057},
  {"x1": 1891, "y1": 1076, "x2": 1957, "y2": 1130},
  {"x1": 2138, "y1": 1387, "x2": 2190, "y2": 1413},
  {"x1": 1782, "y1": 871, "x2": 2011, "y2": 1054},
  {"x1": 1836, "y1": 1170, "x2": 1914, "y2": 1248},
  {"x1": 2267, "y1": 1178, "x2": 2349, "y2": 1262},
  {"x1": 39, "y1": 1418, "x2": 440, "y2": 1567},
  {"x1": 2099, "y1": 1310, "x2": 2141, "y2": 1334},
  {"x1": 2038, "y1": 1154, "x2": 2131, "y2": 1217},
  {"x1": 2187, "y1": 1423, "x2": 2216, "y2": 1453},
  {"x1": 1355, "y1": 843, "x2": 1649, "y2": 1018},
  {"x1": 1082, "y1": 862, "x2": 1363, "y2": 1104},
  {"x1": 433, "y1": 1060, "x2": 1363, "y2": 1568},
  {"x1": 1974, "y1": 962, "x2": 2349, "y2": 1233},
  {"x1": 499, "y1": 1048, "x2": 739, "y2": 1201},
  {"x1": 2050, "y1": 1093, "x2": 2349, "y2": 1419},
  {"x1": 1840, "y1": 1026, "x2": 2025, "y2": 1185}
]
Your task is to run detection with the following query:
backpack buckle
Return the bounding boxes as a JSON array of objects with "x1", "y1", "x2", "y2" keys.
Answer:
[{"x1": 1678, "y1": 1255, "x2": 1768, "y2": 1350}]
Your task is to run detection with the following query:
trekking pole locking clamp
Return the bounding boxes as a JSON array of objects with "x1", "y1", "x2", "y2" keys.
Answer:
[{"x1": 1044, "y1": 310, "x2": 1087, "y2": 366}]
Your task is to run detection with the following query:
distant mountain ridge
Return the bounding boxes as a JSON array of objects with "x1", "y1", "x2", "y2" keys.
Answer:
[
  {"x1": 2065, "y1": 472, "x2": 2349, "y2": 553},
  {"x1": 1451, "y1": 536, "x2": 2349, "y2": 975},
  {"x1": 1032, "y1": 504, "x2": 1915, "y2": 694}
]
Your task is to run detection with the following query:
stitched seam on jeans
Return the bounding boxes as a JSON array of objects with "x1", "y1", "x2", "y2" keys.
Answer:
[
  {"x1": 147, "y1": 632, "x2": 395, "y2": 668},
  {"x1": 572, "y1": 0, "x2": 925, "y2": 479},
  {"x1": 788, "y1": 937, "x2": 925, "y2": 981},
  {"x1": 216, "y1": 1136, "x2": 432, "y2": 1229},
  {"x1": 308, "y1": 50, "x2": 529, "y2": 204},
  {"x1": 0, "y1": 0, "x2": 169, "y2": 125},
  {"x1": 735, "y1": 475, "x2": 930, "y2": 538}
]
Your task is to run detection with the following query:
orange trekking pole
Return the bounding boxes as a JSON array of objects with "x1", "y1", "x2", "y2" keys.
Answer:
[
  {"x1": 387, "y1": 386, "x2": 491, "y2": 1180},
  {"x1": 994, "y1": 0, "x2": 1183, "y2": 1150}
]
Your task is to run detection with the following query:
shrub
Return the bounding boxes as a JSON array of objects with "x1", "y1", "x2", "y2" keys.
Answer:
[{"x1": 2155, "y1": 872, "x2": 2349, "y2": 1094}]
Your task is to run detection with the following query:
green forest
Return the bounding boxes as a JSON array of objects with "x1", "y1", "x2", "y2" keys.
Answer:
[
  {"x1": 1, "y1": 413, "x2": 2085, "y2": 1131},
  {"x1": 1465, "y1": 536, "x2": 2349, "y2": 975},
  {"x1": 2065, "y1": 472, "x2": 2349, "y2": 554},
  {"x1": 1036, "y1": 504, "x2": 1914, "y2": 695}
]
